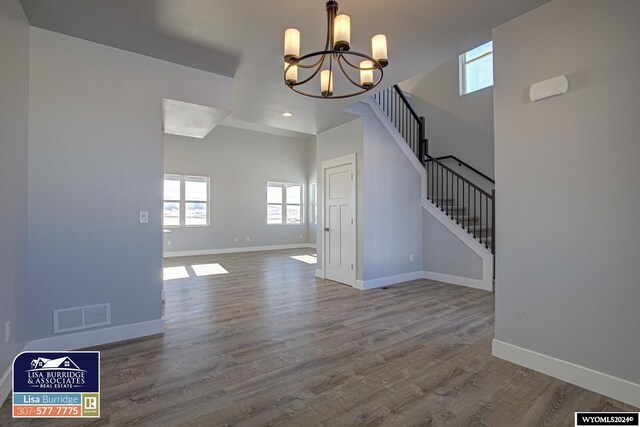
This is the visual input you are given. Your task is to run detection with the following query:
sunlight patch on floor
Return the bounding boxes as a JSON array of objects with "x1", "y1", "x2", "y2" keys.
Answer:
[
  {"x1": 191, "y1": 263, "x2": 229, "y2": 277},
  {"x1": 163, "y1": 266, "x2": 189, "y2": 280},
  {"x1": 290, "y1": 254, "x2": 317, "y2": 264}
]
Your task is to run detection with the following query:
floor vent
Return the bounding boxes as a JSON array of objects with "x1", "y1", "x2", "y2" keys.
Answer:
[{"x1": 53, "y1": 303, "x2": 111, "y2": 334}]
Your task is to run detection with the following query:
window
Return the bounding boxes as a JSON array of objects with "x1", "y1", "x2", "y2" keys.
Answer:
[
  {"x1": 163, "y1": 175, "x2": 209, "y2": 227},
  {"x1": 310, "y1": 184, "x2": 317, "y2": 225},
  {"x1": 163, "y1": 175, "x2": 181, "y2": 227},
  {"x1": 459, "y1": 41, "x2": 493, "y2": 95},
  {"x1": 267, "y1": 182, "x2": 302, "y2": 224}
]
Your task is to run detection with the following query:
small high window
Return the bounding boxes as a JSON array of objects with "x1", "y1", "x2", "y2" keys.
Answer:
[{"x1": 459, "y1": 41, "x2": 493, "y2": 95}]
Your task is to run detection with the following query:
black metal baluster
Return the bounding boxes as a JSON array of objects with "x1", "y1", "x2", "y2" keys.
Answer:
[
  {"x1": 455, "y1": 176, "x2": 458, "y2": 224},
  {"x1": 479, "y1": 193, "x2": 483, "y2": 245},
  {"x1": 462, "y1": 182, "x2": 466, "y2": 229},
  {"x1": 446, "y1": 169, "x2": 449, "y2": 216},
  {"x1": 468, "y1": 183, "x2": 471, "y2": 231},
  {"x1": 473, "y1": 188, "x2": 477, "y2": 239},
  {"x1": 431, "y1": 160, "x2": 434, "y2": 201},
  {"x1": 439, "y1": 165, "x2": 444, "y2": 210},
  {"x1": 386, "y1": 88, "x2": 389, "y2": 118},
  {"x1": 486, "y1": 196, "x2": 489, "y2": 248},
  {"x1": 395, "y1": 90, "x2": 398, "y2": 131},
  {"x1": 402, "y1": 108, "x2": 405, "y2": 145}
]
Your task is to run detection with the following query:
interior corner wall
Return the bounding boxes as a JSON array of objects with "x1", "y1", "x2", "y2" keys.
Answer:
[
  {"x1": 399, "y1": 57, "x2": 495, "y2": 180},
  {"x1": 316, "y1": 118, "x2": 365, "y2": 280},
  {"x1": 0, "y1": 0, "x2": 30, "y2": 381},
  {"x1": 27, "y1": 28, "x2": 233, "y2": 342},
  {"x1": 493, "y1": 0, "x2": 640, "y2": 393},
  {"x1": 163, "y1": 126, "x2": 314, "y2": 253}
]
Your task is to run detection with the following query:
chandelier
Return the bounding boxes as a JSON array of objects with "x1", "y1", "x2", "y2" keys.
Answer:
[{"x1": 283, "y1": 1, "x2": 388, "y2": 99}]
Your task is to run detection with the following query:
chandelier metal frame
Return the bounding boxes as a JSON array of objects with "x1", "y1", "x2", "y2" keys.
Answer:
[{"x1": 283, "y1": 1, "x2": 388, "y2": 99}]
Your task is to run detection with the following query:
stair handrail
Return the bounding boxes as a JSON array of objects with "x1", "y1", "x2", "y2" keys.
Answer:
[
  {"x1": 372, "y1": 84, "x2": 495, "y2": 254},
  {"x1": 393, "y1": 84, "x2": 421, "y2": 122},
  {"x1": 426, "y1": 155, "x2": 492, "y2": 198},
  {"x1": 373, "y1": 85, "x2": 428, "y2": 164},
  {"x1": 433, "y1": 155, "x2": 495, "y2": 184}
]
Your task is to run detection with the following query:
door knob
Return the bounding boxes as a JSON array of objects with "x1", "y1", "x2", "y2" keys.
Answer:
[{"x1": 324, "y1": 227, "x2": 330, "y2": 232}]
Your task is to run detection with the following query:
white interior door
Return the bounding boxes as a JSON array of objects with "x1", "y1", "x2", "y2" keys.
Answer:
[{"x1": 323, "y1": 161, "x2": 356, "y2": 286}]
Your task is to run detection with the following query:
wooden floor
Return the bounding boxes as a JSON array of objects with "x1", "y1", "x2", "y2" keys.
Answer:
[{"x1": 1, "y1": 248, "x2": 636, "y2": 426}]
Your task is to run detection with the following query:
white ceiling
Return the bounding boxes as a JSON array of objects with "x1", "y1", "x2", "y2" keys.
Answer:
[
  {"x1": 19, "y1": 0, "x2": 549, "y2": 135},
  {"x1": 162, "y1": 99, "x2": 230, "y2": 139}
]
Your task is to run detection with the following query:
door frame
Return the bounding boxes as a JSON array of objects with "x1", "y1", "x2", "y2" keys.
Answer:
[{"x1": 320, "y1": 153, "x2": 357, "y2": 286}]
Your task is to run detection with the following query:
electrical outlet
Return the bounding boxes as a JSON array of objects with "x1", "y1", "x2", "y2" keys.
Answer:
[
  {"x1": 246, "y1": 237, "x2": 251, "y2": 242},
  {"x1": 5, "y1": 321, "x2": 10, "y2": 343},
  {"x1": 167, "y1": 240, "x2": 172, "y2": 246},
  {"x1": 299, "y1": 234, "x2": 303, "y2": 239},
  {"x1": 409, "y1": 254, "x2": 414, "y2": 263},
  {"x1": 139, "y1": 211, "x2": 149, "y2": 223},
  {"x1": 234, "y1": 237, "x2": 238, "y2": 243}
]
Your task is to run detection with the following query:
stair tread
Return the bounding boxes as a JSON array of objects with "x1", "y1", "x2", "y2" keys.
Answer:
[{"x1": 426, "y1": 198, "x2": 494, "y2": 251}]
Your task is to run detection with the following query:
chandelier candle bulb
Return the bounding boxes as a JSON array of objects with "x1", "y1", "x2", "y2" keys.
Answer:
[
  {"x1": 321, "y1": 70, "x2": 334, "y2": 97},
  {"x1": 284, "y1": 28, "x2": 300, "y2": 62},
  {"x1": 333, "y1": 15, "x2": 351, "y2": 50},
  {"x1": 282, "y1": 1, "x2": 388, "y2": 98},
  {"x1": 372, "y1": 34, "x2": 388, "y2": 67},
  {"x1": 360, "y1": 60, "x2": 374, "y2": 88},
  {"x1": 285, "y1": 63, "x2": 298, "y2": 84}
]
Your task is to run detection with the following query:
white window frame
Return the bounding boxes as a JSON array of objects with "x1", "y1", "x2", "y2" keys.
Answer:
[
  {"x1": 267, "y1": 182, "x2": 304, "y2": 225},
  {"x1": 459, "y1": 41, "x2": 494, "y2": 96},
  {"x1": 163, "y1": 174, "x2": 210, "y2": 228},
  {"x1": 310, "y1": 183, "x2": 318, "y2": 225}
]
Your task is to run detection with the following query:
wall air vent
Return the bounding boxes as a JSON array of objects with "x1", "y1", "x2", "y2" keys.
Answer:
[{"x1": 53, "y1": 303, "x2": 111, "y2": 334}]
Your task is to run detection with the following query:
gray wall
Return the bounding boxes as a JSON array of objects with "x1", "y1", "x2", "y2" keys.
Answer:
[
  {"x1": 423, "y1": 213, "x2": 483, "y2": 280},
  {"x1": 356, "y1": 103, "x2": 423, "y2": 281},
  {"x1": 400, "y1": 57, "x2": 495, "y2": 180},
  {"x1": 164, "y1": 126, "x2": 315, "y2": 253},
  {"x1": 316, "y1": 103, "x2": 424, "y2": 283},
  {"x1": 316, "y1": 118, "x2": 365, "y2": 280},
  {"x1": 494, "y1": 0, "x2": 640, "y2": 385},
  {"x1": 0, "y1": 0, "x2": 30, "y2": 378},
  {"x1": 28, "y1": 28, "x2": 232, "y2": 340}
]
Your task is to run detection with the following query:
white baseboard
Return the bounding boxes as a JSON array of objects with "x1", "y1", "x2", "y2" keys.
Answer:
[
  {"x1": 422, "y1": 270, "x2": 492, "y2": 292},
  {"x1": 0, "y1": 366, "x2": 9, "y2": 407},
  {"x1": 27, "y1": 319, "x2": 164, "y2": 352},
  {"x1": 315, "y1": 269, "x2": 325, "y2": 279},
  {"x1": 355, "y1": 271, "x2": 424, "y2": 290},
  {"x1": 164, "y1": 243, "x2": 316, "y2": 258},
  {"x1": 492, "y1": 339, "x2": 640, "y2": 408},
  {"x1": 0, "y1": 348, "x2": 23, "y2": 408},
  {"x1": 348, "y1": 270, "x2": 493, "y2": 292}
]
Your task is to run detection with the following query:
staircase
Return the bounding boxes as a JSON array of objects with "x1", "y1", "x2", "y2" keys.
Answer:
[{"x1": 372, "y1": 85, "x2": 495, "y2": 253}]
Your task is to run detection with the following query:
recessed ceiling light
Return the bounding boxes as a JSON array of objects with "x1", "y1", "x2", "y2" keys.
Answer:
[{"x1": 282, "y1": 112, "x2": 293, "y2": 117}]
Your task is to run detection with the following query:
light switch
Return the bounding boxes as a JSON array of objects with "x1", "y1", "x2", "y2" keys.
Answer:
[{"x1": 139, "y1": 211, "x2": 149, "y2": 223}]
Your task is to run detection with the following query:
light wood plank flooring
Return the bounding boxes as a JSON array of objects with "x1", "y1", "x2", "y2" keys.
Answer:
[{"x1": 1, "y1": 248, "x2": 636, "y2": 426}]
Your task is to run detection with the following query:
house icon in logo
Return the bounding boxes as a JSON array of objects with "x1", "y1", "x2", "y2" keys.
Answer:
[{"x1": 29, "y1": 356, "x2": 82, "y2": 371}]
